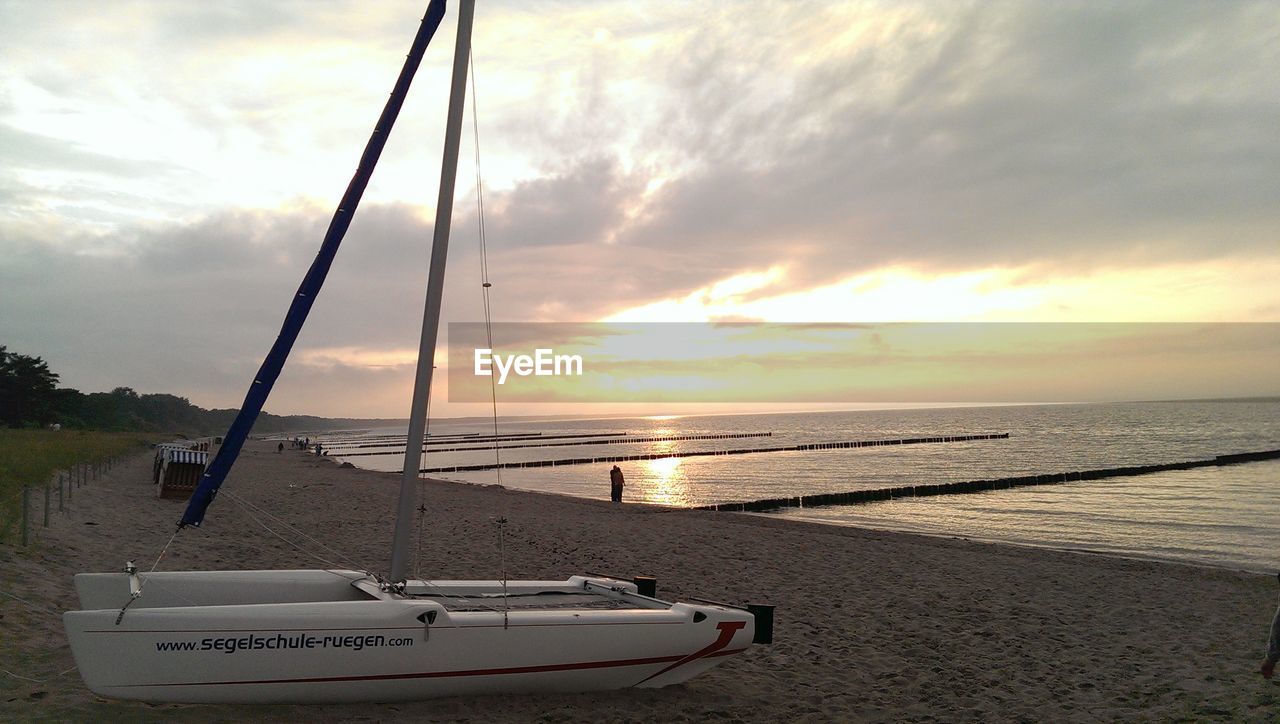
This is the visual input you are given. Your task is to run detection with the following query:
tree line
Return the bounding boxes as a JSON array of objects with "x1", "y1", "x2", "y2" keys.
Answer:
[{"x1": 0, "y1": 345, "x2": 398, "y2": 434}]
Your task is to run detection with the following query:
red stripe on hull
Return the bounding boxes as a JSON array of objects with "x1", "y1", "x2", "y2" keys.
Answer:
[
  {"x1": 129, "y1": 648, "x2": 749, "y2": 688},
  {"x1": 634, "y1": 621, "x2": 746, "y2": 685}
]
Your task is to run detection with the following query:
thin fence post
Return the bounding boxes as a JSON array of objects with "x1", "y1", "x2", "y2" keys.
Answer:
[
  {"x1": 21, "y1": 485, "x2": 30, "y2": 547},
  {"x1": 68, "y1": 469, "x2": 74, "y2": 503},
  {"x1": 43, "y1": 479, "x2": 50, "y2": 527},
  {"x1": 59, "y1": 471, "x2": 65, "y2": 512}
]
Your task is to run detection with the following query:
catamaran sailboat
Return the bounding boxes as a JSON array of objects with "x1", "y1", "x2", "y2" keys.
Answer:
[{"x1": 63, "y1": 0, "x2": 768, "y2": 703}]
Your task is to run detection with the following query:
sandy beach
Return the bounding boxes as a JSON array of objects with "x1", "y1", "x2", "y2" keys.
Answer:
[{"x1": 3, "y1": 439, "x2": 1278, "y2": 721}]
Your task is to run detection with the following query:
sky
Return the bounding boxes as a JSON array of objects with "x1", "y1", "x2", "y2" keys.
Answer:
[{"x1": 1, "y1": 0, "x2": 1278, "y2": 418}]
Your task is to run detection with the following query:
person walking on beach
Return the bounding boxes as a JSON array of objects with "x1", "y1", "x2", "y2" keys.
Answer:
[
  {"x1": 1262, "y1": 572, "x2": 1280, "y2": 680},
  {"x1": 609, "y1": 465, "x2": 625, "y2": 503},
  {"x1": 277, "y1": 442, "x2": 283, "y2": 453}
]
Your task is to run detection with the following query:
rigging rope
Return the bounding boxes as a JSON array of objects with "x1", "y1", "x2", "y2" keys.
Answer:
[
  {"x1": 468, "y1": 49, "x2": 514, "y2": 614},
  {"x1": 414, "y1": 386, "x2": 431, "y2": 580},
  {"x1": 1, "y1": 666, "x2": 78, "y2": 685},
  {"x1": 224, "y1": 491, "x2": 370, "y2": 575},
  {"x1": 410, "y1": 44, "x2": 510, "y2": 590},
  {"x1": 1, "y1": 589, "x2": 61, "y2": 617},
  {"x1": 0, "y1": 595, "x2": 91, "y2": 683},
  {"x1": 469, "y1": 47, "x2": 504, "y2": 486},
  {"x1": 114, "y1": 527, "x2": 181, "y2": 624}
]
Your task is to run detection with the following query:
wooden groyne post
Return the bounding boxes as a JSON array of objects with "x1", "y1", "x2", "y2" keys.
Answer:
[
  {"x1": 698, "y1": 448, "x2": 1280, "y2": 513},
  {"x1": 418, "y1": 433, "x2": 1009, "y2": 474},
  {"x1": 336, "y1": 432, "x2": 775, "y2": 458}
]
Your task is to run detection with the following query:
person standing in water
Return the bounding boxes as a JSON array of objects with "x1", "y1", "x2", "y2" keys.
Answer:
[{"x1": 609, "y1": 465, "x2": 625, "y2": 503}]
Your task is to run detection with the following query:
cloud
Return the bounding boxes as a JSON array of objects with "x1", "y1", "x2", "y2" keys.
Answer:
[
  {"x1": 611, "y1": 1, "x2": 1280, "y2": 292},
  {"x1": 485, "y1": 156, "x2": 642, "y2": 247},
  {"x1": 0, "y1": 179, "x2": 643, "y2": 414},
  {"x1": 444, "y1": 321, "x2": 1280, "y2": 404},
  {"x1": 3, "y1": 1, "x2": 1280, "y2": 415},
  {"x1": 0, "y1": 202, "x2": 432, "y2": 409},
  {"x1": 0, "y1": 123, "x2": 181, "y2": 178}
]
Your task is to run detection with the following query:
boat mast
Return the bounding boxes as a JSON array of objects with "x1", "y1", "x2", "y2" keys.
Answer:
[
  {"x1": 178, "y1": 0, "x2": 448, "y2": 530},
  {"x1": 390, "y1": 0, "x2": 476, "y2": 583}
]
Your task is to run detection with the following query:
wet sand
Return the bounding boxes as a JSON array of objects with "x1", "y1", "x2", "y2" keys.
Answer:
[{"x1": 3, "y1": 439, "x2": 1278, "y2": 721}]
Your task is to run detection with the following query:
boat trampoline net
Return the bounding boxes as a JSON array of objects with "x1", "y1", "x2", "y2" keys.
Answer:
[{"x1": 405, "y1": 589, "x2": 644, "y2": 612}]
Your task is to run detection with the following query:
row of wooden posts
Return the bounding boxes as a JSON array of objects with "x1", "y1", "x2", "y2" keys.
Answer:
[
  {"x1": 340, "y1": 432, "x2": 775, "y2": 457},
  {"x1": 9, "y1": 455, "x2": 123, "y2": 547},
  {"x1": 323, "y1": 431, "x2": 631, "y2": 451},
  {"x1": 698, "y1": 448, "x2": 1280, "y2": 513},
  {"x1": 419, "y1": 433, "x2": 1008, "y2": 473}
]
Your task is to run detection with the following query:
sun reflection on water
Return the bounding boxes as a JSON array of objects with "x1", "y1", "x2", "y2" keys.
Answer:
[{"x1": 642, "y1": 456, "x2": 689, "y2": 506}]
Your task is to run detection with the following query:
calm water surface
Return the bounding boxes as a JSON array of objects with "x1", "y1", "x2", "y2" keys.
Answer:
[{"x1": 322, "y1": 401, "x2": 1280, "y2": 572}]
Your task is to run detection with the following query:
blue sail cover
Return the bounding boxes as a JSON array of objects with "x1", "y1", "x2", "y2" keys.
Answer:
[{"x1": 181, "y1": 0, "x2": 448, "y2": 527}]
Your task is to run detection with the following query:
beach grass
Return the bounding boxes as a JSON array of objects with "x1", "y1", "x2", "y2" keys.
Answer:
[{"x1": 0, "y1": 429, "x2": 155, "y2": 542}]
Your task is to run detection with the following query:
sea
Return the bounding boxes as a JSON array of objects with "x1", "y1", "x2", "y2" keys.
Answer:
[{"x1": 316, "y1": 400, "x2": 1280, "y2": 573}]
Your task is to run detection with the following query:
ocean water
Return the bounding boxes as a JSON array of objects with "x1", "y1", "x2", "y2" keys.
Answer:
[
  {"x1": 322, "y1": 401, "x2": 1280, "y2": 572},
  {"x1": 783, "y1": 459, "x2": 1280, "y2": 572}
]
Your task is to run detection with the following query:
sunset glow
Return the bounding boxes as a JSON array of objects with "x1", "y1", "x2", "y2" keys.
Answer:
[{"x1": 3, "y1": 1, "x2": 1277, "y2": 416}]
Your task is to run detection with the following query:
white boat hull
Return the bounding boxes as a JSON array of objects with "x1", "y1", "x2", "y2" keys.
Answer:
[{"x1": 64, "y1": 570, "x2": 756, "y2": 703}]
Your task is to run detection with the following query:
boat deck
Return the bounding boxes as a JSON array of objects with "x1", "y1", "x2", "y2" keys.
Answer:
[{"x1": 405, "y1": 589, "x2": 644, "y2": 611}]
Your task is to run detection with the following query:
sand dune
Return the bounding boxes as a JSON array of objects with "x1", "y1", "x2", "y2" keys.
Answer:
[{"x1": 3, "y1": 439, "x2": 1278, "y2": 721}]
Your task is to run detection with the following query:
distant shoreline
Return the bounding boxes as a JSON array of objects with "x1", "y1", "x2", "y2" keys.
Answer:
[{"x1": 267, "y1": 395, "x2": 1280, "y2": 432}]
